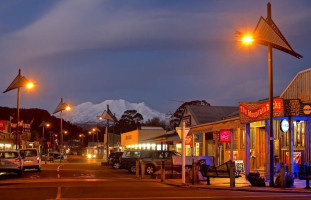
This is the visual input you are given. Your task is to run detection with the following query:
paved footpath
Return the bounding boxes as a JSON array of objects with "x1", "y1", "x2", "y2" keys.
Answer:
[{"x1": 0, "y1": 156, "x2": 310, "y2": 200}]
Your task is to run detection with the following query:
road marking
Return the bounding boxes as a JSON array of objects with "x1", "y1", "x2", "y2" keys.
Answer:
[
  {"x1": 57, "y1": 174, "x2": 60, "y2": 179},
  {"x1": 57, "y1": 165, "x2": 62, "y2": 172},
  {"x1": 0, "y1": 178, "x2": 135, "y2": 184},
  {"x1": 56, "y1": 186, "x2": 61, "y2": 199},
  {"x1": 46, "y1": 194, "x2": 311, "y2": 200}
]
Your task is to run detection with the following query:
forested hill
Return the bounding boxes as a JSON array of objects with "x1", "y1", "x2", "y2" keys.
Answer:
[{"x1": 0, "y1": 107, "x2": 83, "y2": 140}]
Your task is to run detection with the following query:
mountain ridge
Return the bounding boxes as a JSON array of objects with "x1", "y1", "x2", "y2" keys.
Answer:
[{"x1": 61, "y1": 99, "x2": 166, "y2": 124}]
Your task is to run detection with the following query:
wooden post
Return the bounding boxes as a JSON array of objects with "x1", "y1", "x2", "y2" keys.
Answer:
[
  {"x1": 280, "y1": 162, "x2": 286, "y2": 189},
  {"x1": 230, "y1": 129, "x2": 234, "y2": 161},
  {"x1": 141, "y1": 160, "x2": 145, "y2": 179},
  {"x1": 215, "y1": 132, "x2": 219, "y2": 166},
  {"x1": 136, "y1": 160, "x2": 139, "y2": 178},
  {"x1": 192, "y1": 133, "x2": 195, "y2": 156},
  {"x1": 288, "y1": 117, "x2": 294, "y2": 175},
  {"x1": 245, "y1": 123, "x2": 250, "y2": 179},
  {"x1": 266, "y1": 120, "x2": 270, "y2": 181},
  {"x1": 161, "y1": 160, "x2": 165, "y2": 183},
  {"x1": 230, "y1": 160, "x2": 235, "y2": 187},
  {"x1": 203, "y1": 133, "x2": 206, "y2": 156}
]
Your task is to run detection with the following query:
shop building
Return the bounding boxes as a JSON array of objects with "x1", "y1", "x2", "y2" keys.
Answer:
[
  {"x1": 178, "y1": 104, "x2": 238, "y2": 157},
  {"x1": 121, "y1": 126, "x2": 166, "y2": 151},
  {"x1": 0, "y1": 120, "x2": 14, "y2": 150}
]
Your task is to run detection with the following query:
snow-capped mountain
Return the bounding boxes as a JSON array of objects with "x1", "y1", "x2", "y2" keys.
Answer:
[{"x1": 61, "y1": 99, "x2": 166, "y2": 125}]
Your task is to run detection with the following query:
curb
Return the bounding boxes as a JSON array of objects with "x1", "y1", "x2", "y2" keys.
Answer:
[{"x1": 161, "y1": 181, "x2": 311, "y2": 194}]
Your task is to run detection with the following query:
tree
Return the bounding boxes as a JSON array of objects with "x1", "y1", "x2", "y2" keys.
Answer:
[
  {"x1": 144, "y1": 117, "x2": 167, "y2": 129},
  {"x1": 114, "y1": 110, "x2": 144, "y2": 133}
]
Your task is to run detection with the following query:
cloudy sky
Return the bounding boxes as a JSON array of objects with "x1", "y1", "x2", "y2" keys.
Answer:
[{"x1": 0, "y1": 0, "x2": 311, "y2": 114}]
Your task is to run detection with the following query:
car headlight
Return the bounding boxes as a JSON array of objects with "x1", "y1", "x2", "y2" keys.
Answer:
[
  {"x1": 87, "y1": 154, "x2": 92, "y2": 158},
  {"x1": 93, "y1": 154, "x2": 96, "y2": 158}
]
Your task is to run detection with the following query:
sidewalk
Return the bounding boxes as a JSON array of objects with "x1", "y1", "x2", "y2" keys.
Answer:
[{"x1": 154, "y1": 176, "x2": 311, "y2": 193}]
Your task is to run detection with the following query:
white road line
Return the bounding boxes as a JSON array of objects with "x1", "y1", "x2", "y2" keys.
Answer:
[
  {"x1": 46, "y1": 194, "x2": 311, "y2": 200},
  {"x1": 56, "y1": 186, "x2": 61, "y2": 199}
]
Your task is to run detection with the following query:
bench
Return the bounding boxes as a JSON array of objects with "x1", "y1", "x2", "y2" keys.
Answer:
[
  {"x1": 200, "y1": 160, "x2": 236, "y2": 185},
  {"x1": 298, "y1": 164, "x2": 311, "y2": 189}
]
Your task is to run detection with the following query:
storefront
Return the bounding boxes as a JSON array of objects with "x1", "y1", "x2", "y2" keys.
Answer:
[{"x1": 121, "y1": 127, "x2": 166, "y2": 151}]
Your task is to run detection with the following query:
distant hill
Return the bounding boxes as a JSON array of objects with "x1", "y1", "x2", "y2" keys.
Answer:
[{"x1": 0, "y1": 106, "x2": 84, "y2": 141}]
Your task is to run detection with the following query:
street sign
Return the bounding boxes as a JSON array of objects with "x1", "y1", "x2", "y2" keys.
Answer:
[{"x1": 176, "y1": 127, "x2": 190, "y2": 139}]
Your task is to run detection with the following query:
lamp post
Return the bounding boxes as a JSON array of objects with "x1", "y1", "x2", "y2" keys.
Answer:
[
  {"x1": 3, "y1": 69, "x2": 35, "y2": 150},
  {"x1": 79, "y1": 134, "x2": 85, "y2": 147},
  {"x1": 98, "y1": 105, "x2": 118, "y2": 162},
  {"x1": 237, "y1": 3, "x2": 302, "y2": 186},
  {"x1": 53, "y1": 98, "x2": 71, "y2": 162}
]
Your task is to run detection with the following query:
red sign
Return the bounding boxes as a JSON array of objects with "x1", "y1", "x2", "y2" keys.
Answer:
[
  {"x1": 220, "y1": 130, "x2": 231, "y2": 143},
  {"x1": 47, "y1": 141, "x2": 51, "y2": 145},
  {"x1": 286, "y1": 152, "x2": 301, "y2": 164},
  {"x1": 185, "y1": 135, "x2": 192, "y2": 146},
  {"x1": 0, "y1": 120, "x2": 6, "y2": 130},
  {"x1": 239, "y1": 98, "x2": 284, "y2": 123}
]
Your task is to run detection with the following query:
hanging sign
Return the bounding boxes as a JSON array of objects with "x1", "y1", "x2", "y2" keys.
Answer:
[
  {"x1": 239, "y1": 98, "x2": 284, "y2": 123},
  {"x1": 280, "y1": 119, "x2": 289, "y2": 133},
  {"x1": 220, "y1": 130, "x2": 231, "y2": 143},
  {"x1": 303, "y1": 105, "x2": 311, "y2": 115}
]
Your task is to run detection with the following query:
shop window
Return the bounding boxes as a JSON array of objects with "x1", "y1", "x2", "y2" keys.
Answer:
[
  {"x1": 240, "y1": 130, "x2": 245, "y2": 149},
  {"x1": 282, "y1": 120, "x2": 305, "y2": 148},
  {"x1": 233, "y1": 130, "x2": 238, "y2": 150},
  {"x1": 250, "y1": 128, "x2": 255, "y2": 149}
]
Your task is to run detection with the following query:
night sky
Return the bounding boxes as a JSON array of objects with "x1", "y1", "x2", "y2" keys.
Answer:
[{"x1": 1, "y1": 0, "x2": 311, "y2": 114}]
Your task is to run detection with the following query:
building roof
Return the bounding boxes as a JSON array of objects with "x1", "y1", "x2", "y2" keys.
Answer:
[
  {"x1": 186, "y1": 105, "x2": 239, "y2": 125},
  {"x1": 280, "y1": 68, "x2": 311, "y2": 103}
]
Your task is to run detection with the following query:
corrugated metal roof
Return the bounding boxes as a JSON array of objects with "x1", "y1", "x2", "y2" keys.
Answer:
[
  {"x1": 280, "y1": 68, "x2": 311, "y2": 103},
  {"x1": 187, "y1": 105, "x2": 238, "y2": 125}
]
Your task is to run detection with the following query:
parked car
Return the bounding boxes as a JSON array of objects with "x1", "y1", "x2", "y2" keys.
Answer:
[
  {"x1": 0, "y1": 150, "x2": 23, "y2": 176},
  {"x1": 120, "y1": 150, "x2": 182, "y2": 175},
  {"x1": 120, "y1": 150, "x2": 141, "y2": 173},
  {"x1": 43, "y1": 152, "x2": 67, "y2": 161},
  {"x1": 20, "y1": 148, "x2": 41, "y2": 171},
  {"x1": 109, "y1": 152, "x2": 123, "y2": 169}
]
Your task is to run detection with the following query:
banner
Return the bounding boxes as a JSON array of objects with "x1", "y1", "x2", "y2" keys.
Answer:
[{"x1": 239, "y1": 98, "x2": 284, "y2": 123}]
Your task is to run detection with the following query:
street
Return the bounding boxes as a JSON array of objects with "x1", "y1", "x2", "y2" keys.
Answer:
[{"x1": 0, "y1": 156, "x2": 309, "y2": 200}]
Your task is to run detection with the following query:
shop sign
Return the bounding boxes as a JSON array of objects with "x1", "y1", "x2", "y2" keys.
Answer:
[
  {"x1": 185, "y1": 135, "x2": 192, "y2": 146},
  {"x1": 239, "y1": 98, "x2": 284, "y2": 124},
  {"x1": 235, "y1": 160, "x2": 245, "y2": 173},
  {"x1": 0, "y1": 120, "x2": 5, "y2": 130},
  {"x1": 303, "y1": 105, "x2": 311, "y2": 115},
  {"x1": 280, "y1": 119, "x2": 289, "y2": 133},
  {"x1": 286, "y1": 152, "x2": 301, "y2": 165},
  {"x1": 219, "y1": 130, "x2": 231, "y2": 143}
]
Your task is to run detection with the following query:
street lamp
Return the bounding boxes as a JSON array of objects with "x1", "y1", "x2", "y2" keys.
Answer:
[
  {"x1": 53, "y1": 98, "x2": 71, "y2": 156},
  {"x1": 3, "y1": 69, "x2": 35, "y2": 150},
  {"x1": 237, "y1": 3, "x2": 302, "y2": 186},
  {"x1": 79, "y1": 134, "x2": 85, "y2": 146}
]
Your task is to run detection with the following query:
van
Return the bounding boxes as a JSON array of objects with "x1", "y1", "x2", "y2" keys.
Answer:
[
  {"x1": 20, "y1": 148, "x2": 41, "y2": 171},
  {"x1": 0, "y1": 150, "x2": 23, "y2": 176}
]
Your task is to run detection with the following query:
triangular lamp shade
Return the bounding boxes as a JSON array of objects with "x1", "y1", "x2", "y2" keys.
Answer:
[
  {"x1": 3, "y1": 74, "x2": 30, "y2": 93},
  {"x1": 254, "y1": 17, "x2": 302, "y2": 58}
]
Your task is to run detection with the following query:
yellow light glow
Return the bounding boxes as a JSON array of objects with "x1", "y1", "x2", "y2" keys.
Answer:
[
  {"x1": 26, "y1": 82, "x2": 34, "y2": 89},
  {"x1": 99, "y1": 117, "x2": 103, "y2": 120},
  {"x1": 241, "y1": 34, "x2": 254, "y2": 46},
  {"x1": 65, "y1": 106, "x2": 71, "y2": 111},
  {"x1": 46, "y1": 123, "x2": 50, "y2": 127},
  {"x1": 93, "y1": 154, "x2": 96, "y2": 158},
  {"x1": 88, "y1": 131, "x2": 92, "y2": 134},
  {"x1": 87, "y1": 154, "x2": 92, "y2": 158},
  {"x1": 92, "y1": 128, "x2": 96, "y2": 132}
]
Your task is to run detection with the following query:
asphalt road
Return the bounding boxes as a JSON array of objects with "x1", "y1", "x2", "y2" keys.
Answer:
[{"x1": 0, "y1": 156, "x2": 310, "y2": 200}]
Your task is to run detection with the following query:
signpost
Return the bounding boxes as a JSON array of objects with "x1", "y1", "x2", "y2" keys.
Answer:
[{"x1": 176, "y1": 122, "x2": 190, "y2": 185}]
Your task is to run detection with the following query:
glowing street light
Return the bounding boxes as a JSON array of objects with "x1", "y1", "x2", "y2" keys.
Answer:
[
  {"x1": 236, "y1": 3, "x2": 302, "y2": 187},
  {"x1": 240, "y1": 34, "x2": 254, "y2": 46},
  {"x1": 3, "y1": 69, "x2": 36, "y2": 150}
]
